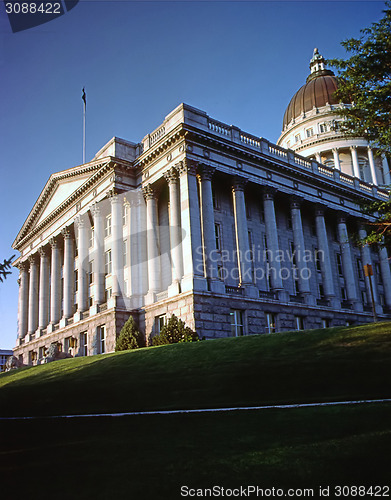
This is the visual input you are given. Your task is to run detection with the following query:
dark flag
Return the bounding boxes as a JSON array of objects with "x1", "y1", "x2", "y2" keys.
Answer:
[{"x1": 82, "y1": 88, "x2": 86, "y2": 107}]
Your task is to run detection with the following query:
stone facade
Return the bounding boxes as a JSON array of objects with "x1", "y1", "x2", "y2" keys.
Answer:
[{"x1": 12, "y1": 76, "x2": 391, "y2": 365}]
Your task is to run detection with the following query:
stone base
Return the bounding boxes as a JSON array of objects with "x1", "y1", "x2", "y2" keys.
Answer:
[
  {"x1": 277, "y1": 290, "x2": 289, "y2": 302},
  {"x1": 209, "y1": 279, "x2": 226, "y2": 294},
  {"x1": 144, "y1": 291, "x2": 156, "y2": 305},
  {"x1": 353, "y1": 301, "x2": 363, "y2": 313},
  {"x1": 181, "y1": 275, "x2": 208, "y2": 293},
  {"x1": 168, "y1": 281, "x2": 181, "y2": 297},
  {"x1": 304, "y1": 294, "x2": 317, "y2": 306},
  {"x1": 59, "y1": 318, "x2": 67, "y2": 328},
  {"x1": 243, "y1": 284, "x2": 258, "y2": 298}
]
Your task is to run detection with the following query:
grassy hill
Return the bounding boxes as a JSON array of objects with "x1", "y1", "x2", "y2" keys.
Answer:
[
  {"x1": 1, "y1": 322, "x2": 391, "y2": 499},
  {"x1": 1, "y1": 321, "x2": 391, "y2": 417}
]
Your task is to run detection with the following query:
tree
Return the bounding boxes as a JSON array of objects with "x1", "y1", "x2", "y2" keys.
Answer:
[
  {"x1": 327, "y1": 1, "x2": 391, "y2": 156},
  {"x1": 152, "y1": 314, "x2": 199, "y2": 346},
  {"x1": 0, "y1": 255, "x2": 15, "y2": 283},
  {"x1": 115, "y1": 315, "x2": 145, "y2": 351},
  {"x1": 328, "y1": 2, "x2": 391, "y2": 246}
]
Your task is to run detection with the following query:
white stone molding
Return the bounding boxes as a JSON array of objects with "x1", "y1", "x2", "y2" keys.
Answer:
[
  {"x1": 110, "y1": 192, "x2": 124, "y2": 297},
  {"x1": 75, "y1": 215, "x2": 89, "y2": 313},
  {"x1": 337, "y1": 215, "x2": 359, "y2": 307},
  {"x1": 290, "y1": 197, "x2": 311, "y2": 295},
  {"x1": 367, "y1": 147, "x2": 378, "y2": 186},
  {"x1": 350, "y1": 146, "x2": 360, "y2": 178},
  {"x1": 164, "y1": 168, "x2": 184, "y2": 294},
  {"x1": 263, "y1": 188, "x2": 283, "y2": 291},
  {"x1": 315, "y1": 207, "x2": 336, "y2": 299},
  {"x1": 17, "y1": 261, "x2": 29, "y2": 338},
  {"x1": 49, "y1": 237, "x2": 61, "y2": 325},
  {"x1": 27, "y1": 254, "x2": 39, "y2": 334},
  {"x1": 62, "y1": 227, "x2": 74, "y2": 319},
  {"x1": 358, "y1": 226, "x2": 380, "y2": 313},
  {"x1": 38, "y1": 247, "x2": 50, "y2": 329}
]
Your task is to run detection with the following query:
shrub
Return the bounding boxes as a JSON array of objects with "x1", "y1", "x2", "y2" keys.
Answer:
[
  {"x1": 115, "y1": 316, "x2": 145, "y2": 351},
  {"x1": 152, "y1": 314, "x2": 199, "y2": 346}
]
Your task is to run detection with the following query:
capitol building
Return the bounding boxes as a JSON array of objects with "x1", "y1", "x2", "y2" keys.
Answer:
[{"x1": 12, "y1": 50, "x2": 391, "y2": 364}]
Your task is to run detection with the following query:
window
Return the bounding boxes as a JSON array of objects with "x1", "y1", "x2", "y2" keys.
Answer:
[
  {"x1": 105, "y1": 250, "x2": 112, "y2": 276},
  {"x1": 318, "y1": 283, "x2": 325, "y2": 299},
  {"x1": 321, "y1": 319, "x2": 330, "y2": 329},
  {"x1": 294, "y1": 134, "x2": 301, "y2": 143},
  {"x1": 295, "y1": 316, "x2": 304, "y2": 330},
  {"x1": 212, "y1": 186, "x2": 219, "y2": 210},
  {"x1": 379, "y1": 294, "x2": 385, "y2": 307},
  {"x1": 98, "y1": 325, "x2": 105, "y2": 354},
  {"x1": 314, "y1": 248, "x2": 322, "y2": 272},
  {"x1": 357, "y1": 259, "x2": 364, "y2": 281},
  {"x1": 123, "y1": 239, "x2": 128, "y2": 268},
  {"x1": 123, "y1": 280, "x2": 129, "y2": 297},
  {"x1": 80, "y1": 332, "x2": 88, "y2": 356},
  {"x1": 64, "y1": 337, "x2": 71, "y2": 354},
  {"x1": 156, "y1": 314, "x2": 167, "y2": 333},
  {"x1": 336, "y1": 253, "x2": 344, "y2": 276},
  {"x1": 341, "y1": 287, "x2": 347, "y2": 301},
  {"x1": 38, "y1": 346, "x2": 46, "y2": 359},
  {"x1": 287, "y1": 214, "x2": 292, "y2": 230},
  {"x1": 217, "y1": 264, "x2": 225, "y2": 280},
  {"x1": 319, "y1": 123, "x2": 328, "y2": 133},
  {"x1": 88, "y1": 261, "x2": 94, "y2": 285},
  {"x1": 375, "y1": 263, "x2": 382, "y2": 284},
  {"x1": 361, "y1": 290, "x2": 368, "y2": 305},
  {"x1": 74, "y1": 270, "x2": 78, "y2": 292},
  {"x1": 230, "y1": 309, "x2": 244, "y2": 337},
  {"x1": 248, "y1": 231, "x2": 254, "y2": 262},
  {"x1": 105, "y1": 215, "x2": 112, "y2": 238},
  {"x1": 123, "y1": 203, "x2": 128, "y2": 226},
  {"x1": 265, "y1": 313, "x2": 276, "y2": 334},
  {"x1": 306, "y1": 128, "x2": 314, "y2": 138},
  {"x1": 215, "y1": 223, "x2": 222, "y2": 251},
  {"x1": 259, "y1": 204, "x2": 265, "y2": 223},
  {"x1": 105, "y1": 287, "x2": 112, "y2": 302},
  {"x1": 89, "y1": 227, "x2": 94, "y2": 248}
]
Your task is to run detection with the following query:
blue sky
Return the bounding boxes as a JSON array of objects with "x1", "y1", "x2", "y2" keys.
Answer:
[{"x1": 0, "y1": 0, "x2": 386, "y2": 349}]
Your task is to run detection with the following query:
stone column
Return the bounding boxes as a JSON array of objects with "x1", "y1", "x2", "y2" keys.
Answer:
[
  {"x1": 290, "y1": 198, "x2": 311, "y2": 296},
  {"x1": 110, "y1": 193, "x2": 124, "y2": 297},
  {"x1": 164, "y1": 167, "x2": 185, "y2": 296},
  {"x1": 263, "y1": 189, "x2": 283, "y2": 292},
  {"x1": 38, "y1": 247, "x2": 50, "y2": 330},
  {"x1": 28, "y1": 255, "x2": 39, "y2": 335},
  {"x1": 142, "y1": 184, "x2": 160, "y2": 303},
  {"x1": 92, "y1": 203, "x2": 105, "y2": 305},
  {"x1": 337, "y1": 215, "x2": 360, "y2": 310},
  {"x1": 332, "y1": 148, "x2": 341, "y2": 170},
  {"x1": 127, "y1": 190, "x2": 145, "y2": 307},
  {"x1": 315, "y1": 207, "x2": 336, "y2": 303},
  {"x1": 382, "y1": 155, "x2": 391, "y2": 185},
  {"x1": 315, "y1": 152, "x2": 321, "y2": 163},
  {"x1": 379, "y1": 245, "x2": 391, "y2": 308},
  {"x1": 197, "y1": 164, "x2": 225, "y2": 293},
  {"x1": 75, "y1": 215, "x2": 88, "y2": 314},
  {"x1": 62, "y1": 227, "x2": 74, "y2": 320},
  {"x1": 17, "y1": 262, "x2": 29, "y2": 339},
  {"x1": 177, "y1": 160, "x2": 207, "y2": 292},
  {"x1": 350, "y1": 146, "x2": 360, "y2": 178},
  {"x1": 358, "y1": 226, "x2": 381, "y2": 313},
  {"x1": 49, "y1": 237, "x2": 61, "y2": 326},
  {"x1": 367, "y1": 147, "x2": 378, "y2": 186}
]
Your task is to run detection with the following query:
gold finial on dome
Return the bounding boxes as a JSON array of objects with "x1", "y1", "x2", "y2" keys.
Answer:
[{"x1": 310, "y1": 48, "x2": 325, "y2": 74}]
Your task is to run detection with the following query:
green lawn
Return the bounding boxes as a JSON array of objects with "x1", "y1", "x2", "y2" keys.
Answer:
[
  {"x1": 1, "y1": 322, "x2": 390, "y2": 417},
  {"x1": 1, "y1": 322, "x2": 390, "y2": 498}
]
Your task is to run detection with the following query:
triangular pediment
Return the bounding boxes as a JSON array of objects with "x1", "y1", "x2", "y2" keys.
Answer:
[
  {"x1": 36, "y1": 176, "x2": 89, "y2": 226},
  {"x1": 13, "y1": 159, "x2": 111, "y2": 249}
]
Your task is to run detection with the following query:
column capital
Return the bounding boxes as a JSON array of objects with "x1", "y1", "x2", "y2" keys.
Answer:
[
  {"x1": 332, "y1": 147, "x2": 338, "y2": 153},
  {"x1": 350, "y1": 145, "x2": 358, "y2": 151},
  {"x1": 336, "y1": 212, "x2": 349, "y2": 225},
  {"x1": 290, "y1": 195, "x2": 303, "y2": 209},
  {"x1": 38, "y1": 247, "x2": 49, "y2": 258},
  {"x1": 263, "y1": 187, "x2": 277, "y2": 200},
  {"x1": 74, "y1": 214, "x2": 86, "y2": 229},
  {"x1": 314, "y1": 204, "x2": 326, "y2": 217},
  {"x1": 49, "y1": 236, "x2": 59, "y2": 248},
  {"x1": 17, "y1": 261, "x2": 27, "y2": 272},
  {"x1": 231, "y1": 176, "x2": 248, "y2": 193},
  {"x1": 28, "y1": 254, "x2": 38, "y2": 267},
  {"x1": 61, "y1": 227, "x2": 72, "y2": 240},
  {"x1": 142, "y1": 183, "x2": 158, "y2": 201},
  {"x1": 91, "y1": 202, "x2": 101, "y2": 218},
  {"x1": 163, "y1": 167, "x2": 179, "y2": 185},
  {"x1": 176, "y1": 159, "x2": 198, "y2": 177},
  {"x1": 107, "y1": 189, "x2": 124, "y2": 203},
  {"x1": 197, "y1": 164, "x2": 216, "y2": 181}
]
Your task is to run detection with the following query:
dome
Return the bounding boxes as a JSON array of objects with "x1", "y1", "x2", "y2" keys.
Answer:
[{"x1": 282, "y1": 49, "x2": 346, "y2": 129}]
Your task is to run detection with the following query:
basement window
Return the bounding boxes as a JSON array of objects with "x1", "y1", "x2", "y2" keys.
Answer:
[{"x1": 230, "y1": 309, "x2": 244, "y2": 337}]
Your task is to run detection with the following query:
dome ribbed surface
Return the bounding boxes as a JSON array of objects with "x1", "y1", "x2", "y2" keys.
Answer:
[{"x1": 282, "y1": 73, "x2": 340, "y2": 129}]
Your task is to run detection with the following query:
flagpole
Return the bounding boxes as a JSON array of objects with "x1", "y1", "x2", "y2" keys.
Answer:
[{"x1": 82, "y1": 87, "x2": 86, "y2": 164}]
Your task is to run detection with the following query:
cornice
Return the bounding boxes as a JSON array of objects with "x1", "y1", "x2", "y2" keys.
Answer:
[
  {"x1": 135, "y1": 126, "x2": 186, "y2": 169},
  {"x1": 13, "y1": 159, "x2": 115, "y2": 250}
]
